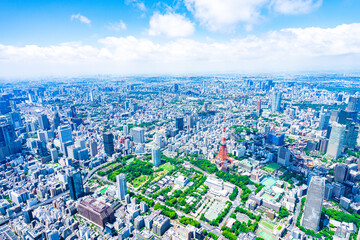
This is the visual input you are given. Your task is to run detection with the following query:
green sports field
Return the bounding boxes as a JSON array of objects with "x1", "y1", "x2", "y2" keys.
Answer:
[{"x1": 263, "y1": 163, "x2": 281, "y2": 173}]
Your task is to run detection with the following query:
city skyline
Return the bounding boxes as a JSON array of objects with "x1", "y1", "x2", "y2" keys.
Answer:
[{"x1": 1, "y1": 0, "x2": 360, "y2": 78}]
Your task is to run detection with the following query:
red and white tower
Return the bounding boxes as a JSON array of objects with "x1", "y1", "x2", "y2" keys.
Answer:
[{"x1": 213, "y1": 116, "x2": 234, "y2": 171}]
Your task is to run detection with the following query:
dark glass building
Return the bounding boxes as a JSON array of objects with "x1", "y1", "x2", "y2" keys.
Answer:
[
  {"x1": 175, "y1": 117, "x2": 184, "y2": 131},
  {"x1": 68, "y1": 172, "x2": 84, "y2": 200},
  {"x1": 103, "y1": 132, "x2": 114, "y2": 156}
]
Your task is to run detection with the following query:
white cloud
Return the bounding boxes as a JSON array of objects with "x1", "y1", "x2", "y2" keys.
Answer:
[
  {"x1": 184, "y1": 0, "x2": 269, "y2": 31},
  {"x1": 184, "y1": 0, "x2": 322, "y2": 31},
  {"x1": 148, "y1": 13, "x2": 195, "y2": 38},
  {"x1": 271, "y1": 0, "x2": 322, "y2": 14},
  {"x1": 125, "y1": 0, "x2": 146, "y2": 11},
  {"x1": 107, "y1": 20, "x2": 127, "y2": 31},
  {"x1": 1, "y1": 22, "x2": 360, "y2": 78},
  {"x1": 71, "y1": 14, "x2": 91, "y2": 25}
]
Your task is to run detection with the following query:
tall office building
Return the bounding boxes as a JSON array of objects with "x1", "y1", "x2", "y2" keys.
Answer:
[
  {"x1": 131, "y1": 127, "x2": 145, "y2": 144},
  {"x1": 124, "y1": 139, "x2": 130, "y2": 150},
  {"x1": 277, "y1": 147, "x2": 290, "y2": 166},
  {"x1": 332, "y1": 182, "x2": 345, "y2": 199},
  {"x1": 187, "y1": 115, "x2": 195, "y2": 129},
  {"x1": 70, "y1": 106, "x2": 77, "y2": 118},
  {"x1": 334, "y1": 163, "x2": 348, "y2": 183},
  {"x1": 123, "y1": 125, "x2": 129, "y2": 135},
  {"x1": 59, "y1": 125, "x2": 73, "y2": 152},
  {"x1": 324, "y1": 184, "x2": 334, "y2": 201},
  {"x1": 23, "y1": 208, "x2": 33, "y2": 224},
  {"x1": 68, "y1": 172, "x2": 84, "y2": 200},
  {"x1": 50, "y1": 148, "x2": 58, "y2": 162},
  {"x1": 90, "y1": 141, "x2": 98, "y2": 157},
  {"x1": 103, "y1": 132, "x2": 114, "y2": 156},
  {"x1": 347, "y1": 96, "x2": 360, "y2": 112},
  {"x1": 319, "y1": 138, "x2": 329, "y2": 153},
  {"x1": 173, "y1": 83, "x2": 179, "y2": 93},
  {"x1": 152, "y1": 146, "x2": 161, "y2": 167},
  {"x1": 271, "y1": 92, "x2": 282, "y2": 113},
  {"x1": 63, "y1": 141, "x2": 73, "y2": 157},
  {"x1": 116, "y1": 174, "x2": 127, "y2": 200},
  {"x1": 319, "y1": 113, "x2": 330, "y2": 130},
  {"x1": 301, "y1": 176, "x2": 325, "y2": 231},
  {"x1": 154, "y1": 134, "x2": 164, "y2": 148},
  {"x1": 335, "y1": 110, "x2": 357, "y2": 125},
  {"x1": 0, "y1": 124, "x2": 21, "y2": 159},
  {"x1": 326, "y1": 123, "x2": 346, "y2": 159},
  {"x1": 175, "y1": 117, "x2": 184, "y2": 131},
  {"x1": 53, "y1": 111, "x2": 61, "y2": 129},
  {"x1": 9, "y1": 112, "x2": 22, "y2": 128},
  {"x1": 345, "y1": 121, "x2": 359, "y2": 149},
  {"x1": 38, "y1": 114, "x2": 50, "y2": 130}
]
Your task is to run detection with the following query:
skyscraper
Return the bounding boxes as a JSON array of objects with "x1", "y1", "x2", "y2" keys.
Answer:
[
  {"x1": 53, "y1": 111, "x2": 61, "y2": 129},
  {"x1": 0, "y1": 123, "x2": 21, "y2": 159},
  {"x1": 344, "y1": 120, "x2": 359, "y2": 149},
  {"x1": 50, "y1": 148, "x2": 58, "y2": 162},
  {"x1": 68, "y1": 172, "x2": 84, "y2": 200},
  {"x1": 152, "y1": 146, "x2": 161, "y2": 167},
  {"x1": 9, "y1": 111, "x2": 22, "y2": 128},
  {"x1": 116, "y1": 174, "x2": 127, "y2": 200},
  {"x1": 70, "y1": 106, "x2": 77, "y2": 118},
  {"x1": 277, "y1": 147, "x2": 290, "y2": 166},
  {"x1": 103, "y1": 132, "x2": 114, "y2": 156},
  {"x1": 187, "y1": 115, "x2": 195, "y2": 129},
  {"x1": 131, "y1": 127, "x2": 145, "y2": 144},
  {"x1": 324, "y1": 184, "x2": 334, "y2": 201},
  {"x1": 38, "y1": 114, "x2": 50, "y2": 130},
  {"x1": 23, "y1": 208, "x2": 33, "y2": 224},
  {"x1": 301, "y1": 176, "x2": 325, "y2": 231},
  {"x1": 173, "y1": 83, "x2": 179, "y2": 93},
  {"x1": 319, "y1": 113, "x2": 330, "y2": 130},
  {"x1": 326, "y1": 123, "x2": 346, "y2": 159},
  {"x1": 123, "y1": 125, "x2": 129, "y2": 135},
  {"x1": 59, "y1": 125, "x2": 73, "y2": 152},
  {"x1": 334, "y1": 163, "x2": 348, "y2": 183},
  {"x1": 271, "y1": 92, "x2": 282, "y2": 113},
  {"x1": 347, "y1": 96, "x2": 360, "y2": 112},
  {"x1": 175, "y1": 117, "x2": 184, "y2": 131},
  {"x1": 90, "y1": 141, "x2": 98, "y2": 157},
  {"x1": 319, "y1": 138, "x2": 329, "y2": 153}
]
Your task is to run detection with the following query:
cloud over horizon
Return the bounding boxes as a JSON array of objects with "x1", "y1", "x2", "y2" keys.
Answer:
[{"x1": 1, "y1": 22, "x2": 360, "y2": 78}]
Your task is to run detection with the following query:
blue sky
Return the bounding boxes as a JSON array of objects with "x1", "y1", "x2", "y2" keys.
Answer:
[{"x1": 1, "y1": 0, "x2": 360, "y2": 78}]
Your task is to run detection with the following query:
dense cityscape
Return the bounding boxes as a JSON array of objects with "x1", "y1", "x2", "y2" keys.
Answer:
[{"x1": 0, "y1": 74, "x2": 359, "y2": 240}]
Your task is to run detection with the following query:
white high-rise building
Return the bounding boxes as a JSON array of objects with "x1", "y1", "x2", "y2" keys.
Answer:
[
  {"x1": 154, "y1": 134, "x2": 164, "y2": 148},
  {"x1": 301, "y1": 176, "x2": 325, "y2": 231},
  {"x1": 131, "y1": 127, "x2": 145, "y2": 144},
  {"x1": 124, "y1": 125, "x2": 129, "y2": 135},
  {"x1": 152, "y1": 146, "x2": 161, "y2": 167},
  {"x1": 327, "y1": 123, "x2": 346, "y2": 159},
  {"x1": 124, "y1": 139, "x2": 130, "y2": 150},
  {"x1": 116, "y1": 174, "x2": 127, "y2": 200}
]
